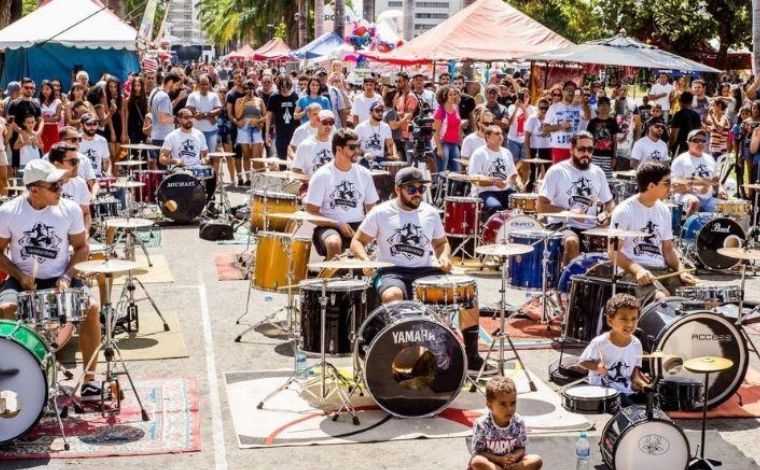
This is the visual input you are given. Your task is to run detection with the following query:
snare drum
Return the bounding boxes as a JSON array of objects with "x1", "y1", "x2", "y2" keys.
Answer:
[
  {"x1": 507, "y1": 229, "x2": 563, "y2": 290},
  {"x1": 413, "y1": 275, "x2": 477, "y2": 309},
  {"x1": 185, "y1": 166, "x2": 214, "y2": 180},
  {"x1": 674, "y1": 285, "x2": 741, "y2": 306},
  {"x1": 507, "y1": 193, "x2": 538, "y2": 213},
  {"x1": 443, "y1": 197, "x2": 479, "y2": 237},
  {"x1": 481, "y1": 210, "x2": 542, "y2": 244},
  {"x1": 134, "y1": 170, "x2": 166, "y2": 203},
  {"x1": 716, "y1": 199, "x2": 750, "y2": 216},
  {"x1": 16, "y1": 288, "x2": 89, "y2": 324},
  {"x1": 561, "y1": 384, "x2": 619, "y2": 414},
  {"x1": 253, "y1": 232, "x2": 311, "y2": 291},
  {"x1": 90, "y1": 197, "x2": 120, "y2": 220},
  {"x1": 300, "y1": 280, "x2": 368, "y2": 356},
  {"x1": 250, "y1": 190, "x2": 298, "y2": 233}
]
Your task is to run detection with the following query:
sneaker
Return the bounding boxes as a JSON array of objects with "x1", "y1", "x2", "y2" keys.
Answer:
[
  {"x1": 237, "y1": 177, "x2": 244, "y2": 187},
  {"x1": 242, "y1": 180, "x2": 251, "y2": 187},
  {"x1": 81, "y1": 380, "x2": 112, "y2": 402},
  {"x1": 467, "y1": 356, "x2": 498, "y2": 377}
]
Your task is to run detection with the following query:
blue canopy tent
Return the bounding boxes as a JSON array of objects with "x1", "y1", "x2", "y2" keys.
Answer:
[
  {"x1": 292, "y1": 32, "x2": 351, "y2": 60},
  {"x1": 0, "y1": 0, "x2": 140, "y2": 89}
]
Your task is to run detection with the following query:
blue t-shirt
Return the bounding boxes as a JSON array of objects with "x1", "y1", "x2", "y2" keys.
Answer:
[{"x1": 297, "y1": 95, "x2": 331, "y2": 124}]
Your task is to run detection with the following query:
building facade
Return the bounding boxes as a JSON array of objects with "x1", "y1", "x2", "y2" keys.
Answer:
[
  {"x1": 165, "y1": 0, "x2": 207, "y2": 46},
  {"x1": 377, "y1": 0, "x2": 462, "y2": 36}
]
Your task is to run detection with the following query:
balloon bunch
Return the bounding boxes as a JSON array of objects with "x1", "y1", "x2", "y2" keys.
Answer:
[
  {"x1": 376, "y1": 39, "x2": 404, "y2": 54},
  {"x1": 344, "y1": 20, "x2": 375, "y2": 49}
]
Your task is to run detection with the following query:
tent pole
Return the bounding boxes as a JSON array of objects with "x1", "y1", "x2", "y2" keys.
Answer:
[{"x1": 432, "y1": 60, "x2": 436, "y2": 82}]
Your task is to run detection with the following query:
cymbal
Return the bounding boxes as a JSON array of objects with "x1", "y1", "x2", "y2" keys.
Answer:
[
  {"x1": 538, "y1": 210, "x2": 597, "y2": 220},
  {"x1": 613, "y1": 170, "x2": 637, "y2": 179},
  {"x1": 267, "y1": 211, "x2": 334, "y2": 224},
  {"x1": 121, "y1": 143, "x2": 161, "y2": 151},
  {"x1": 75, "y1": 259, "x2": 138, "y2": 274},
  {"x1": 105, "y1": 217, "x2": 154, "y2": 229},
  {"x1": 371, "y1": 169, "x2": 391, "y2": 176},
  {"x1": 523, "y1": 158, "x2": 552, "y2": 165},
  {"x1": 308, "y1": 259, "x2": 394, "y2": 270},
  {"x1": 717, "y1": 247, "x2": 760, "y2": 261},
  {"x1": 475, "y1": 243, "x2": 533, "y2": 257},
  {"x1": 251, "y1": 157, "x2": 291, "y2": 166},
  {"x1": 115, "y1": 160, "x2": 146, "y2": 167},
  {"x1": 112, "y1": 180, "x2": 145, "y2": 189},
  {"x1": 264, "y1": 171, "x2": 309, "y2": 182},
  {"x1": 583, "y1": 227, "x2": 649, "y2": 238},
  {"x1": 208, "y1": 151, "x2": 236, "y2": 158},
  {"x1": 683, "y1": 356, "x2": 734, "y2": 374},
  {"x1": 640, "y1": 351, "x2": 680, "y2": 360}
]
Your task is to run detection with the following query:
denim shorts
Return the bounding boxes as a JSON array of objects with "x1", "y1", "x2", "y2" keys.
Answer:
[
  {"x1": 507, "y1": 138, "x2": 525, "y2": 162},
  {"x1": 236, "y1": 125, "x2": 263, "y2": 145}
]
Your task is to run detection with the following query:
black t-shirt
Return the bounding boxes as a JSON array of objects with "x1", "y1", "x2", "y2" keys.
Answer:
[
  {"x1": 266, "y1": 93, "x2": 299, "y2": 134},
  {"x1": 497, "y1": 94, "x2": 517, "y2": 108},
  {"x1": 257, "y1": 90, "x2": 274, "y2": 106},
  {"x1": 225, "y1": 88, "x2": 246, "y2": 119},
  {"x1": 670, "y1": 108, "x2": 702, "y2": 154},
  {"x1": 458, "y1": 93, "x2": 476, "y2": 129},
  {"x1": 587, "y1": 117, "x2": 620, "y2": 157},
  {"x1": 7, "y1": 98, "x2": 41, "y2": 125},
  {"x1": 169, "y1": 86, "x2": 191, "y2": 115},
  {"x1": 638, "y1": 104, "x2": 652, "y2": 123}
]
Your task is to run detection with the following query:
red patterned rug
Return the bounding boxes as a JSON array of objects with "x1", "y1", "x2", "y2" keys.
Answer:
[
  {"x1": 214, "y1": 252, "x2": 250, "y2": 281},
  {"x1": 0, "y1": 377, "x2": 200, "y2": 460}
]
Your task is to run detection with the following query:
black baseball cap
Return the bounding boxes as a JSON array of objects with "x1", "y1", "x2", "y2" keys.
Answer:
[{"x1": 395, "y1": 167, "x2": 431, "y2": 186}]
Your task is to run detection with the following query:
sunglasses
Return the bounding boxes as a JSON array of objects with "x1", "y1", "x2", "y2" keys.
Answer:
[
  {"x1": 24, "y1": 86, "x2": 35, "y2": 91},
  {"x1": 575, "y1": 146, "x2": 594, "y2": 153},
  {"x1": 690, "y1": 139, "x2": 706, "y2": 144},
  {"x1": 320, "y1": 119, "x2": 335, "y2": 125},
  {"x1": 372, "y1": 108, "x2": 385, "y2": 113},
  {"x1": 345, "y1": 143, "x2": 360, "y2": 150},
  {"x1": 63, "y1": 157, "x2": 80, "y2": 165},
  {"x1": 404, "y1": 184, "x2": 427, "y2": 195},
  {"x1": 35, "y1": 181, "x2": 62, "y2": 192},
  {"x1": 552, "y1": 93, "x2": 562, "y2": 97},
  {"x1": 64, "y1": 136, "x2": 82, "y2": 143}
]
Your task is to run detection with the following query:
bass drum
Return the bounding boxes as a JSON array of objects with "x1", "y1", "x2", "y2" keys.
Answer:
[
  {"x1": 156, "y1": 172, "x2": 206, "y2": 223},
  {"x1": 637, "y1": 297, "x2": 748, "y2": 409},
  {"x1": 356, "y1": 301, "x2": 466, "y2": 418},
  {"x1": 600, "y1": 405, "x2": 690, "y2": 470},
  {"x1": 481, "y1": 210, "x2": 543, "y2": 244},
  {"x1": 682, "y1": 213, "x2": 744, "y2": 270}
]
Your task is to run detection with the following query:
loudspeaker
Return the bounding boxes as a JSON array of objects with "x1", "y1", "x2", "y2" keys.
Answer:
[{"x1": 199, "y1": 219, "x2": 234, "y2": 241}]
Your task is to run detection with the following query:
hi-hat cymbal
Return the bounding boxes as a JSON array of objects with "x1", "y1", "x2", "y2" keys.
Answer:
[
  {"x1": 121, "y1": 143, "x2": 162, "y2": 151},
  {"x1": 683, "y1": 356, "x2": 734, "y2": 374},
  {"x1": 523, "y1": 158, "x2": 552, "y2": 165},
  {"x1": 583, "y1": 227, "x2": 649, "y2": 238},
  {"x1": 75, "y1": 259, "x2": 138, "y2": 274},
  {"x1": 252, "y1": 157, "x2": 291, "y2": 166},
  {"x1": 105, "y1": 217, "x2": 154, "y2": 229},
  {"x1": 264, "y1": 171, "x2": 309, "y2": 182},
  {"x1": 640, "y1": 351, "x2": 680, "y2": 360},
  {"x1": 475, "y1": 243, "x2": 533, "y2": 257},
  {"x1": 717, "y1": 247, "x2": 760, "y2": 261},
  {"x1": 538, "y1": 210, "x2": 597, "y2": 220},
  {"x1": 208, "y1": 151, "x2": 236, "y2": 158},
  {"x1": 112, "y1": 180, "x2": 145, "y2": 189},
  {"x1": 308, "y1": 259, "x2": 394, "y2": 270},
  {"x1": 613, "y1": 170, "x2": 637, "y2": 179},
  {"x1": 267, "y1": 211, "x2": 334, "y2": 224},
  {"x1": 115, "y1": 160, "x2": 146, "y2": 167}
]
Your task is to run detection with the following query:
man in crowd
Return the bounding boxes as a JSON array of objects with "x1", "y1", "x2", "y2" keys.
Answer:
[
  {"x1": 630, "y1": 120, "x2": 669, "y2": 169},
  {"x1": 79, "y1": 114, "x2": 111, "y2": 179},
  {"x1": 186, "y1": 74, "x2": 222, "y2": 156},
  {"x1": 542, "y1": 80, "x2": 591, "y2": 164},
  {"x1": 669, "y1": 91, "x2": 702, "y2": 156},
  {"x1": 225, "y1": 69, "x2": 246, "y2": 184},
  {"x1": 292, "y1": 110, "x2": 335, "y2": 178},
  {"x1": 355, "y1": 101, "x2": 396, "y2": 168},
  {"x1": 648, "y1": 73, "x2": 674, "y2": 122},
  {"x1": 266, "y1": 75, "x2": 300, "y2": 160},
  {"x1": 671, "y1": 129, "x2": 726, "y2": 217},
  {"x1": 159, "y1": 108, "x2": 214, "y2": 201},
  {"x1": 149, "y1": 71, "x2": 182, "y2": 170},
  {"x1": 350, "y1": 77, "x2": 382, "y2": 126},
  {"x1": 6, "y1": 78, "x2": 42, "y2": 168}
]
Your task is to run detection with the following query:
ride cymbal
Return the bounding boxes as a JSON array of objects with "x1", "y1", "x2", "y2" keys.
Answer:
[
  {"x1": 75, "y1": 259, "x2": 138, "y2": 274},
  {"x1": 475, "y1": 243, "x2": 533, "y2": 257},
  {"x1": 683, "y1": 356, "x2": 734, "y2": 374},
  {"x1": 717, "y1": 247, "x2": 760, "y2": 261},
  {"x1": 308, "y1": 259, "x2": 394, "y2": 270}
]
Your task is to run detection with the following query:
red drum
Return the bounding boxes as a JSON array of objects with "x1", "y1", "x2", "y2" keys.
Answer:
[
  {"x1": 96, "y1": 177, "x2": 117, "y2": 195},
  {"x1": 481, "y1": 210, "x2": 543, "y2": 244},
  {"x1": 134, "y1": 170, "x2": 167, "y2": 203},
  {"x1": 444, "y1": 197, "x2": 479, "y2": 237}
]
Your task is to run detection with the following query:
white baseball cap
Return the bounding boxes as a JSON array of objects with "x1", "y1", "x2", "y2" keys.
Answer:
[
  {"x1": 317, "y1": 110, "x2": 335, "y2": 121},
  {"x1": 23, "y1": 159, "x2": 67, "y2": 186}
]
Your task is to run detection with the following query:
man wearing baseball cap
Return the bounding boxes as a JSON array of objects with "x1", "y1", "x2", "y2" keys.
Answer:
[
  {"x1": 351, "y1": 166, "x2": 493, "y2": 375},
  {"x1": 292, "y1": 109, "x2": 336, "y2": 178},
  {"x1": 0, "y1": 159, "x2": 106, "y2": 402},
  {"x1": 671, "y1": 128, "x2": 727, "y2": 218}
]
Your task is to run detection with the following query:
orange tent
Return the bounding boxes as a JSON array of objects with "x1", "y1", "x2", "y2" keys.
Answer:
[
  {"x1": 227, "y1": 44, "x2": 255, "y2": 60},
  {"x1": 252, "y1": 38, "x2": 293, "y2": 61},
  {"x1": 365, "y1": 0, "x2": 573, "y2": 65}
]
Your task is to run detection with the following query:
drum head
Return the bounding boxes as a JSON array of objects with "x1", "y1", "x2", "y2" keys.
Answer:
[
  {"x1": 156, "y1": 172, "x2": 206, "y2": 223},
  {"x1": 364, "y1": 316, "x2": 465, "y2": 418},
  {"x1": 564, "y1": 384, "x2": 618, "y2": 399},
  {"x1": 611, "y1": 416, "x2": 690, "y2": 470},
  {"x1": 695, "y1": 217, "x2": 744, "y2": 270}
]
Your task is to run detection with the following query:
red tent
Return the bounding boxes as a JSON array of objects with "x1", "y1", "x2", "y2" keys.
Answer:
[
  {"x1": 365, "y1": 0, "x2": 573, "y2": 65},
  {"x1": 253, "y1": 38, "x2": 293, "y2": 61},
  {"x1": 227, "y1": 44, "x2": 255, "y2": 60}
]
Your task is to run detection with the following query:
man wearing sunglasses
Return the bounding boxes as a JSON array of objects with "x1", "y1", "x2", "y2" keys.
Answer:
[
  {"x1": 0, "y1": 159, "x2": 106, "y2": 403},
  {"x1": 671, "y1": 129, "x2": 726, "y2": 218},
  {"x1": 351, "y1": 167, "x2": 492, "y2": 375},
  {"x1": 305, "y1": 129, "x2": 378, "y2": 260},
  {"x1": 292, "y1": 110, "x2": 336, "y2": 178},
  {"x1": 538, "y1": 131, "x2": 614, "y2": 266},
  {"x1": 542, "y1": 80, "x2": 591, "y2": 164},
  {"x1": 468, "y1": 125, "x2": 518, "y2": 216},
  {"x1": 49, "y1": 143, "x2": 92, "y2": 233},
  {"x1": 55, "y1": 126, "x2": 98, "y2": 195},
  {"x1": 630, "y1": 119, "x2": 669, "y2": 169},
  {"x1": 355, "y1": 102, "x2": 396, "y2": 168},
  {"x1": 78, "y1": 113, "x2": 112, "y2": 179}
]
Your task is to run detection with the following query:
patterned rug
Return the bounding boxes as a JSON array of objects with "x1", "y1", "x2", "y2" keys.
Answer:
[
  {"x1": 0, "y1": 377, "x2": 200, "y2": 460},
  {"x1": 214, "y1": 252, "x2": 251, "y2": 281},
  {"x1": 478, "y1": 316, "x2": 562, "y2": 350}
]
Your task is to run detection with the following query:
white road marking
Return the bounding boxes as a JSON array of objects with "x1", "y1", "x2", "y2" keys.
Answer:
[{"x1": 198, "y1": 277, "x2": 228, "y2": 470}]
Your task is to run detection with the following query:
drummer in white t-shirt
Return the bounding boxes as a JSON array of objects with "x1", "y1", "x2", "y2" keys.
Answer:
[
  {"x1": 49, "y1": 143, "x2": 92, "y2": 233},
  {"x1": 467, "y1": 125, "x2": 518, "y2": 216},
  {"x1": 0, "y1": 159, "x2": 105, "y2": 402},
  {"x1": 537, "y1": 131, "x2": 614, "y2": 266},
  {"x1": 292, "y1": 110, "x2": 335, "y2": 178},
  {"x1": 160, "y1": 108, "x2": 214, "y2": 201},
  {"x1": 304, "y1": 128, "x2": 379, "y2": 260},
  {"x1": 351, "y1": 166, "x2": 492, "y2": 375},
  {"x1": 670, "y1": 128, "x2": 727, "y2": 218},
  {"x1": 610, "y1": 161, "x2": 696, "y2": 304}
]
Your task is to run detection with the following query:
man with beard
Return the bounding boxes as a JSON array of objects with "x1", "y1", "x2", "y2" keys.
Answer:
[
  {"x1": 350, "y1": 167, "x2": 492, "y2": 375},
  {"x1": 149, "y1": 71, "x2": 182, "y2": 169},
  {"x1": 671, "y1": 129, "x2": 726, "y2": 217},
  {"x1": 49, "y1": 143, "x2": 92, "y2": 233},
  {"x1": 78, "y1": 114, "x2": 111, "y2": 178},
  {"x1": 537, "y1": 131, "x2": 614, "y2": 266},
  {"x1": 630, "y1": 120, "x2": 669, "y2": 169},
  {"x1": 6, "y1": 78, "x2": 42, "y2": 169},
  {"x1": 355, "y1": 101, "x2": 396, "y2": 168},
  {"x1": 160, "y1": 109, "x2": 213, "y2": 201},
  {"x1": 468, "y1": 125, "x2": 518, "y2": 216},
  {"x1": 305, "y1": 129, "x2": 378, "y2": 260},
  {"x1": 292, "y1": 110, "x2": 335, "y2": 178}
]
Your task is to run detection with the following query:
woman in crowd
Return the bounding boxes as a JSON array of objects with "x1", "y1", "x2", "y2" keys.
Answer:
[
  {"x1": 432, "y1": 84, "x2": 462, "y2": 173},
  {"x1": 39, "y1": 80, "x2": 62, "y2": 152}
]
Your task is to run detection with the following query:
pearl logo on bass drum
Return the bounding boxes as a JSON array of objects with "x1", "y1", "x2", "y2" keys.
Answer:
[
  {"x1": 392, "y1": 328, "x2": 435, "y2": 344},
  {"x1": 710, "y1": 223, "x2": 732, "y2": 234}
]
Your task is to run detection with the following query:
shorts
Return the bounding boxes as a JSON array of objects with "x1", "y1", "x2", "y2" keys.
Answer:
[
  {"x1": 312, "y1": 222, "x2": 361, "y2": 257},
  {"x1": 217, "y1": 120, "x2": 232, "y2": 144},
  {"x1": 551, "y1": 147, "x2": 571, "y2": 164},
  {"x1": 236, "y1": 125, "x2": 263, "y2": 145},
  {"x1": 375, "y1": 266, "x2": 445, "y2": 300},
  {"x1": 529, "y1": 147, "x2": 551, "y2": 160},
  {"x1": 507, "y1": 139, "x2": 525, "y2": 162},
  {"x1": 0, "y1": 149, "x2": 8, "y2": 167},
  {"x1": 0, "y1": 276, "x2": 89, "y2": 306},
  {"x1": 676, "y1": 193, "x2": 720, "y2": 212},
  {"x1": 149, "y1": 139, "x2": 164, "y2": 160}
]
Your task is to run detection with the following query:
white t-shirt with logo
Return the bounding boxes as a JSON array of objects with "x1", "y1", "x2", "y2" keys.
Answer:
[
  {"x1": 630, "y1": 137, "x2": 669, "y2": 165},
  {"x1": 350, "y1": 93, "x2": 382, "y2": 123},
  {"x1": 461, "y1": 133, "x2": 485, "y2": 159},
  {"x1": 539, "y1": 160, "x2": 612, "y2": 229},
  {"x1": 359, "y1": 199, "x2": 444, "y2": 268},
  {"x1": 671, "y1": 151, "x2": 716, "y2": 200},
  {"x1": 292, "y1": 136, "x2": 334, "y2": 177},
  {"x1": 0, "y1": 196, "x2": 84, "y2": 279},
  {"x1": 544, "y1": 102, "x2": 585, "y2": 149},
  {"x1": 162, "y1": 128, "x2": 208, "y2": 167},
  {"x1": 525, "y1": 114, "x2": 551, "y2": 149},
  {"x1": 62, "y1": 177, "x2": 90, "y2": 206},
  {"x1": 290, "y1": 122, "x2": 318, "y2": 149},
  {"x1": 355, "y1": 120, "x2": 392, "y2": 158},
  {"x1": 468, "y1": 146, "x2": 517, "y2": 195},
  {"x1": 79, "y1": 135, "x2": 110, "y2": 177},
  {"x1": 305, "y1": 162, "x2": 379, "y2": 224},
  {"x1": 186, "y1": 91, "x2": 222, "y2": 132},
  {"x1": 580, "y1": 332, "x2": 643, "y2": 395},
  {"x1": 611, "y1": 196, "x2": 672, "y2": 269},
  {"x1": 649, "y1": 82, "x2": 674, "y2": 111}
]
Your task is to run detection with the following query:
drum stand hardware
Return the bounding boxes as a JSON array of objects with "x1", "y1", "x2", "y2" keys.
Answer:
[
  {"x1": 119, "y1": 222, "x2": 153, "y2": 268},
  {"x1": 202, "y1": 154, "x2": 233, "y2": 219}
]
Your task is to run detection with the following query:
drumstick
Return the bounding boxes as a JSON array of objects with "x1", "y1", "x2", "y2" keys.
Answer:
[
  {"x1": 30, "y1": 258, "x2": 38, "y2": 291},
  {"x1": 652, "y1": 268, "x2": 695, "y2": 281}
]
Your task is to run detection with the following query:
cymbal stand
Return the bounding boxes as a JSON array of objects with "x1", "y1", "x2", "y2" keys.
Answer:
[
  {"x1": 471, "y1": 244, "x2": 537, "y2": 392},
  {"x1": 449, "y1": 199, "x2": 481, "y2": 264},
  {"x1": 70, "y1": 271, "x2": 150, "y2": 421},
  {"x1": 733, "y1": 241, "x2": 760, "y2": 364},
  {"x1": 536, "y1": 225, "x2": 563, "y2": 325},
  {"x1": 202, "y1": 155, "x2": 233, "y2": 218}
]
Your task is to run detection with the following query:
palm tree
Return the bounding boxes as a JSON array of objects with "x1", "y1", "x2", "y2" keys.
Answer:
[
  {"x1": 333, "y1": 0, "x2": 344, "y2": 37},
  {"x1": 315, "y1": 0, "x2": 324, "y2": 38},
  {"x1": 402, "y1": 0, "x2": 413, "y2": 40},
  {"x1": 754, "y1": 0, "x2": 760, "y2": 72},
  {"x1": 297, "y1": 0, "x2": 307, "y2": 46},
  {"x1": 197, "y1": 0, "x2": 301, "y2": 47},
  {"x1": 363, "y1": 0, "x2": 374, "y2": 22}
]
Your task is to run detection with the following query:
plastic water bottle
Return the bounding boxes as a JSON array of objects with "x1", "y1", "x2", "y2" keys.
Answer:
[
  {"x1": 296, "y1": 352, "x2": 308, "y2": 379},
  {"x1": 575, "y1": 432, "x2": 591, "y2": 470}
]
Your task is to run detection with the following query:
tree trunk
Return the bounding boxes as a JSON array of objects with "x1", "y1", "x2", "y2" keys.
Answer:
[
  {"x1": 10, "y1": 0, "x2": 22, "y2": 23},
  {"x1": 315, "y1": 0, "x2": 324, "y2": 38},
  {"x1": 298, "y1": 0, "x2": 308, "y2": 47},
  {"x1": 363, "y1": 0, "x2": 374, "y2": 22},
  {"x1": 402, "y1": 0, "x2": 413, "y2": 41},
  {"x1": 754, "y1": 0, "x2": 760, "y2": 73},
  {"x1": 107, "y1": 0, "x2": 125, "y2": 19},
  {"x1": 0, "y1": 1, "x2": 11, "y2": 30},
  {"x1": 334, "y1": 0, "x2": 344, "y2": 38}
]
